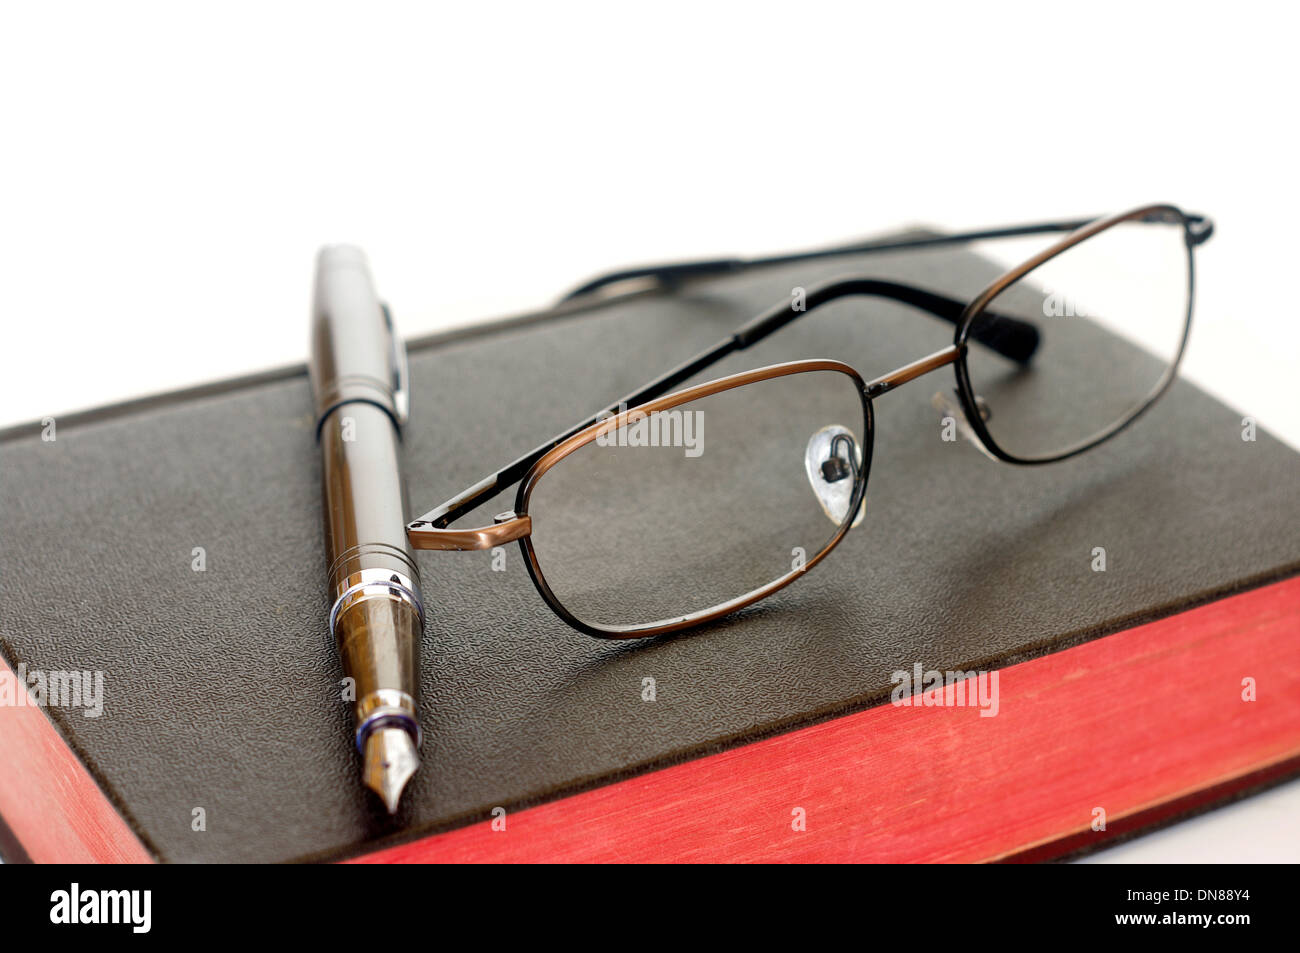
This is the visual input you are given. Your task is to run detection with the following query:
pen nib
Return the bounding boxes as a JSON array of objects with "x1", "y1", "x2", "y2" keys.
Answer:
[{"x1": 363, "y1": 727, "x2": 420, "y2": 814}]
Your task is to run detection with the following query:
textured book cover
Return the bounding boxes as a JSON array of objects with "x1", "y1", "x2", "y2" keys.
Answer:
[{"x1": 2, "y1": 236, "x2": 1298, "y2": 863}]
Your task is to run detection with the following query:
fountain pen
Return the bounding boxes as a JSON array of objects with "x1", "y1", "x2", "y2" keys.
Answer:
[{"x1": 309, "y1": 245, "x2": 425, "y2": 813}]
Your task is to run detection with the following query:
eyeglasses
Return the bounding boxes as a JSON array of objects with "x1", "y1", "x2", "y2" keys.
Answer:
[{"x1": 408, "y1": 203, "x2": 1213, "y2": 637}]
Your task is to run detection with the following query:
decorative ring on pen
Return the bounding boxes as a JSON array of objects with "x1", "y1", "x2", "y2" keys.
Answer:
[
  {"x1": 326, "y1": 543, "x2": 421, "y2": 592},
  {"x1": 355, "y1": 690, "x2": 422, "y2": 751},
  {"x1": 355, "y1": 712, "x2": 422, "y2": 753},
  {"x1": 328, "y1": 569, "x2": 426, "y2": 639}
]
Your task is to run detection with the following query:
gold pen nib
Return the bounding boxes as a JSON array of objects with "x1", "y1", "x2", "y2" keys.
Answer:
[{"x1": 363, "y1": 727, "x2": 420, "y2": 814}]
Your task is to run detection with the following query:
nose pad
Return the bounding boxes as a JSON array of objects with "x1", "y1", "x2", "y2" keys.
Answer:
[
  {"x1": 931, "y1": 390, "x2": 998, "y2": 461},
  {"x1": 804, "y1": 425, "x2": 866, "y2": 527}
]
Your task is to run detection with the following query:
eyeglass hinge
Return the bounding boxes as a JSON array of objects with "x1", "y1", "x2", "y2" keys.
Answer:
[{"x1": 1187, "y1": 215, "x2": 1214, "y2": 246}]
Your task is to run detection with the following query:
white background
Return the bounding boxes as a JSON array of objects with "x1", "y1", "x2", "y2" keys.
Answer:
[{"x1": 2, "y1": 2, "x2": 1296, "y2": 860}]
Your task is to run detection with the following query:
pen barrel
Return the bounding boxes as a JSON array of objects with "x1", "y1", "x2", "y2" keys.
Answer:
[{"x1": 319, "y1": 402, "x2": 420, "y2": 590}]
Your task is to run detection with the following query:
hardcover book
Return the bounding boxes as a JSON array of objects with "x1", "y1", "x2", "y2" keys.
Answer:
[{"x1": 2, "y1": 234, "x2": 1298, "y2": 863}]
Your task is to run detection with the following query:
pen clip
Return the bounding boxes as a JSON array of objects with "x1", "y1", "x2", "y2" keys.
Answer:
[{"x1": 381, "y1": 302, "x2": 410, "y2": 427}]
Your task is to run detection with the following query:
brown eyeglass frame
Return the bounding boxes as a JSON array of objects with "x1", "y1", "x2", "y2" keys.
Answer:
[{"x1": 407, "y1": 202, "x2": 1214, "y2": 638}]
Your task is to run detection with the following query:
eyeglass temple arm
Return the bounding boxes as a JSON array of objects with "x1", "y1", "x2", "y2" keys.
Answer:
[
  {"x1": 559, "y1": 212, "x2": 1214, "y2": 302},
  {"x1": 409, "y1": 277, "x2": 1029, "y2": 542},
  {"x1": 732, "y1": 279, "x2": 1039, "y2": 362}
]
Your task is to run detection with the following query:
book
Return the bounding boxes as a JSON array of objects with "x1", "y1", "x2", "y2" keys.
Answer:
[{"x1": 2, "y1": 233, "x2": 1297, "y2": 863}]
